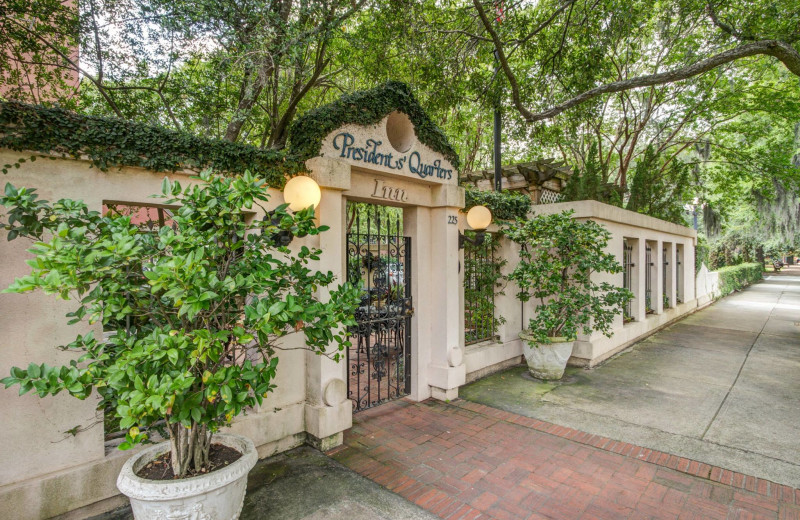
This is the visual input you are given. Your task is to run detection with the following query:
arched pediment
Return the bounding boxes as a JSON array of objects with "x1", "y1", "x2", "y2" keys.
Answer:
[{"x1": 288, "y1": 82, "x2": 459, "y2": 185}]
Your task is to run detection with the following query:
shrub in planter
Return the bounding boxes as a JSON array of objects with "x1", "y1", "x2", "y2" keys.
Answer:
[
  {"x1": 506, "y1": 211, "x2": 632, "y2": 379},
  {"x1": 0, "y1": 171, "x2": 359, "y2": 515}
]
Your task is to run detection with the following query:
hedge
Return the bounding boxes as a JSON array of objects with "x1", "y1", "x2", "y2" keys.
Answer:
[
  {"x1": 0, "y1": 101, "x2": 297, "y2": 187},
  {"x1": 717, "y1": 262, "x2": 763, "y2": 297},
  {"x1": 464, "y1": 188, "x2": 531, "y2": 221},
  {"x1": 3, "y1": 82, "x2": 458, "y2": 186}
]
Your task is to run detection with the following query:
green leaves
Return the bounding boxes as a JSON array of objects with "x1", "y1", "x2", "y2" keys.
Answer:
[
  {"x1": 1, "y1": 169, "x2": 359, "y2": 457},
  {"x1": 507, "y1": 211, "x2": 632, "y2": 344},
  {"x1": 0, "y1": 101, "x2": 295, "y2": 187},
  {"x1": 717, "y1": 263, "x2": 763, "y2": 296},
  {"x1": 464, "y1": 188, "x2": 531, "y2": 221}
]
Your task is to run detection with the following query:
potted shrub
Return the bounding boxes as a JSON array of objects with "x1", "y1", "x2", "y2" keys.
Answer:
[
  {"x1": 506, "y1": 211, "x2": 631, "y2": 380},
  {"x1": 0, "y1": 171, "x2": 358, "y2": 519}
]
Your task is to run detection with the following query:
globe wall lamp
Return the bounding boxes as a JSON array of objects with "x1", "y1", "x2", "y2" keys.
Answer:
[
  {"x1": 265, "y1": 175, "x2": 322, "y2": 246},
  {"x1": 459, "y1": 205, "x2": 492, "y2": 249},
  {"x1": 283, "y1": 175, "x2": 322, "y2": 212}
]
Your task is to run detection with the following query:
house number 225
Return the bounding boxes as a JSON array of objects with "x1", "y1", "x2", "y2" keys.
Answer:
[{"x1": 447, "y1": 215, "x2": 458, "y2": 225}]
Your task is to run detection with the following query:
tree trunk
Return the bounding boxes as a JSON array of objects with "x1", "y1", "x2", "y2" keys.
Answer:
[
  {"x1": 168, "y1": 422, "x2": 211, "y2": 477},
  {"x1": 224, "y1": 67, "x2": 273, "y2": 142}
]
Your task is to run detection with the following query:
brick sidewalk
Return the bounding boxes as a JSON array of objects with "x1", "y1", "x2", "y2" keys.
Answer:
[{"x1": 328, "y1": 399, "x2": 800, "y2": 520}]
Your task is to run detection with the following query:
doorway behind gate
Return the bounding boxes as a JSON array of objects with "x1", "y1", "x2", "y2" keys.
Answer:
[{"x1": 345, "y1": 202, "x2": 413, "y2": 412}]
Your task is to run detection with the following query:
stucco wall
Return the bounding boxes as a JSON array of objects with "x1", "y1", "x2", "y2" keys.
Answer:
[
  {"x1": 695, "y1": 263, "x2": 721, "y2": 306},
  {"x1": 0, "y1": 151, "x2": 313, "y2": 518},
  {"x1": 465, "y1": 200, "x2": 700, "y2": 377},
  {"x1": 0, "y1": 116, "x2": 467, "y2": 518}
]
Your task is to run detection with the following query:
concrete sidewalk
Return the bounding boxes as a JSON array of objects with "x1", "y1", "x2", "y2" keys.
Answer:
[{"x1": 461, "y1": 270, "x2": 800, "y2": 488}]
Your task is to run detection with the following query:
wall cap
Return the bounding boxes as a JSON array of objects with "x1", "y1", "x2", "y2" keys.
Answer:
[{"x1": 531, "y1": 200, "x2": 697, "y2": 239}]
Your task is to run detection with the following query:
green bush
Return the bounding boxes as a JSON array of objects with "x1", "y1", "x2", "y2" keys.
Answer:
[
  {"x1": 505, "y1": 211, "x2": 632, "y2": 344},
  {"x1": 0, "y1": 171, "x2": 359, "y2": 477},
  {"x1": 0, "y1": 101, "x2": 294, "y2": 186},
  {"x1": 464, "y1": 188, "x2": 531, "y2": 221},
  {"x1": 717, "y1": 262, "x2": 763, "y2": 296}
]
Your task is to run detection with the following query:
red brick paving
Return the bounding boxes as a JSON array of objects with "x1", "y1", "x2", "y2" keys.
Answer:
[{"x1": 327, "y1": 398, "x2": 800, "y2": 520}]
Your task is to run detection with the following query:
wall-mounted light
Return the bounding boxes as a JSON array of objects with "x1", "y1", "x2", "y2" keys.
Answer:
[
  {"x1": 264, "y1": 175, "x2": 322, "y2": 247},
  {"x1": 263, "y1": 211, "x2": 294, "y2": 247},
  {"x1": 283, "y1": 175, "x2": 321, "y2": 212},
  {"x1": 459, "y1": 205, "x2": 492, "y2": 249}
]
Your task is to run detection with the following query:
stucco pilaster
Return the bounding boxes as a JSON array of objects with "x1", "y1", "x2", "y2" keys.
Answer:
[
  {"x1": 303, "y1": 173, "x2": 352, "y2": 444},
  {"x1": 425, "y1": 205, "x2": 466, "y2": 399}
]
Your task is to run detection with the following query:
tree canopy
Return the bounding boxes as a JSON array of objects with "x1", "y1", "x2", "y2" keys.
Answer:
[{"x1": 2, "y1": 0, "x2": 800, "y2": 254}]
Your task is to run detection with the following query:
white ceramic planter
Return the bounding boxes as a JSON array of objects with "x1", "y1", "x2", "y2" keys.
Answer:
[
  {"x1": 519, "y1": 332, "x2": 574, "y2": 380},
  {"x1": 117, "y1": 433, "x2": 258, "y2": 520}
]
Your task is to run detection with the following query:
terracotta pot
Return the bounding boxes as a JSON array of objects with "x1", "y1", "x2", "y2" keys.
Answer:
[
  {"x1": 116, "y1": 433, "x2": 257, "y2": 520},
  {"x1": 518, "y1": 332, "x2": 574, "y2": 380}
]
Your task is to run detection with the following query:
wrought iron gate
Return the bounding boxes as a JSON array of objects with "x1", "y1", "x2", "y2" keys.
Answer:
[
  {"x1": 663, "y1": 247, "x2": 669, "y2": 308},
  {"x1": 346, "y1": 203, "x2": 412, "y2": 412},
  {"x1": 645, "y1": 245, "x2": 653, "y2": 314},
  {"x1": 464, "y1": 231, "x2": 498, "y2": 345},
  {"x1": 676, "y1": 248, "x2": 683, "y2": 303},
  {"x1": 623, "y1": 241, "x2": 634, "y2": 320}
]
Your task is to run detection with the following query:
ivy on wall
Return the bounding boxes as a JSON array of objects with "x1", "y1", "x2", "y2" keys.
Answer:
[
  {"x1": 0, "y1": 101, "x2": 297, "y2": 187},
  {"x1": 287, "y1": 81, "x2": 460, "y2": 169},
  {"x1": 695, "y1": 236, "x2": 710, "y2": 274},
  {"x1": 464, "y1": 232, "x2": 506, "y2": 344},
  {"x1": 464, "y1": 187, "x2": 532, "y2": 221}
]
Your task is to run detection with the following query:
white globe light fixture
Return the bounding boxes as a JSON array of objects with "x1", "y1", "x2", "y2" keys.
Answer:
[
  {"x1": 466, "y1": 205, "x2": 492, "y2": 231},
  {"x1": 283, "y1": 176, "x2": 321, "y2": 212},
  {"x1": 460, "y1": 205, "x2": 492, "y2": 249}
]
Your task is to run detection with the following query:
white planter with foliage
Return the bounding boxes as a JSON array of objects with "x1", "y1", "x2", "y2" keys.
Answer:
[
  {"x1": 117, "y1": 433, "x2": 257, "y2": 520},
  {"x1": 0, "y1": 172, "x2": 358, "y2": 514},
  {"x1": 507, "y1": 211, "x2": 632, "y2": 380},
  {"x1": 518, "y1": 333, "x2": 573, "y2": 380}
]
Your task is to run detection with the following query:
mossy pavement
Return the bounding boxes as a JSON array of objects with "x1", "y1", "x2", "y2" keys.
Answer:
[{"x1": 460, "y1": 270, "x2": 800, "y2": 489}]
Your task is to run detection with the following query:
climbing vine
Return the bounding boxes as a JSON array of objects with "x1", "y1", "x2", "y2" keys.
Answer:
[
  {"x1": 287, "y1": 81, "x2": 460, "y2": 169},
  {"x1": 0, "y1": 101, "x2": 297, "y2": 186},
  {"x1": 696, "y1": 235, "x2": 710, "y2": 273},
  {"x1": 464, "y1": 232, "x2": 506, "y2": 344},
  {"x1": 464, "y1": 187, "x2": 531, "y2": 222}
]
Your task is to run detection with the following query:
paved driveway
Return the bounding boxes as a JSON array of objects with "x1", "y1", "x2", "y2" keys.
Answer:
[{"x1": 461, "y1": 270, "x2": 800, "y2": 488}]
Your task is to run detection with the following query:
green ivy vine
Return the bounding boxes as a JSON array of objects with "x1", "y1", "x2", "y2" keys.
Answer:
[
  {"x1": 2, "y1": 83, "x2": 459, "y2": 185},
  {"x1": 0, "y1": 101, "x2": 298, "y2": 187},
  {"x1": 464, "y1": 187, "x2": 532, "y2": 221},
  {"x1": 464, "y1": 232, "x2": 506, "y2": 344},
  {"x1": 287, "y1": 81, "x2": 460, "y2": 169}
]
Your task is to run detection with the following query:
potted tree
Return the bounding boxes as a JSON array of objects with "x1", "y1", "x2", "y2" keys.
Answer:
[
  {"x1": 0, "y1": 171, "x2": 359, "y2": 519},
  {"x1": 506, "y1": 211, "x2": 631, "y2": 380}
]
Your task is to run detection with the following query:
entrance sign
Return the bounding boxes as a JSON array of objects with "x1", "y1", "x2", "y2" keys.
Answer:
[
  {"x1": 318, "y1": 113, "x2": 458, "y2": 186},
  {"x1": 333, "y1": 133, "x2": 454, "y2": 181},
  {"x1": 370, "y1": 179, "x2": 409, "y2": 203},
  {"x1": 312, "y1": 106, "x2": 465, "y2": 415}
]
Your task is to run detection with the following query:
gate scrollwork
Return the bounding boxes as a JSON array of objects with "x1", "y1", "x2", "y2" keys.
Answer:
[{"x1": 345, "y1": 202, "x2": 412, "y2": 412}]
